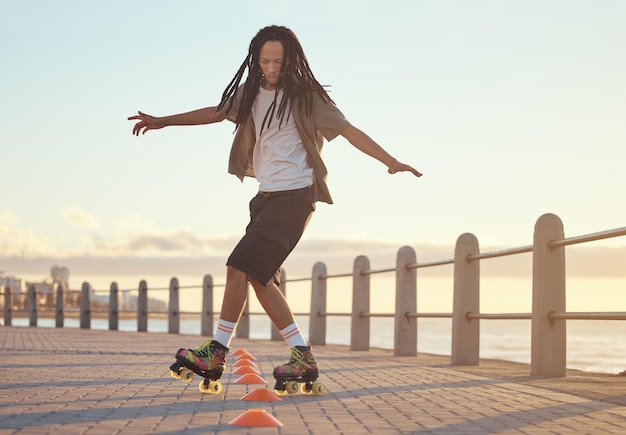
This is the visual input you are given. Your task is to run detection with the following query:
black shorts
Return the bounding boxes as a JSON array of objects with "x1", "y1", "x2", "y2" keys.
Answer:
[{"x1": 227, "y1": 185, "x2": 315, "y2": 286}]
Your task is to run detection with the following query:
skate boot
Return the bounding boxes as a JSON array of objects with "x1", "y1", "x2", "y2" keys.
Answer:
[
  {"x1": 169, "y1": 339, "x2": 228, "y2": 394},
  {"x1": 273, "y1": 345, "x2": 325, "y2": 396}
]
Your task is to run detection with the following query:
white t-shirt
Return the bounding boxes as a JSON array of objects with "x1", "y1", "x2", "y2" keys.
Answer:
[{"x1": 251, "y1": 87, "x2": 313, "y2": 192}]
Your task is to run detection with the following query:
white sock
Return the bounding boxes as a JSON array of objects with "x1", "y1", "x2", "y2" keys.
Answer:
[
  {"x1": 279, "y1": 323, "x2": 307, "y2": 348},
  {"x1": 214, "y1": 319, "x2": 237, "y2": 347}
]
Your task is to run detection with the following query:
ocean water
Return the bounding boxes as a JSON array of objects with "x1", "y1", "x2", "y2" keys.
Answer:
[{"x1": 8, "y1": 315, "x2": 626, "y2": 375}]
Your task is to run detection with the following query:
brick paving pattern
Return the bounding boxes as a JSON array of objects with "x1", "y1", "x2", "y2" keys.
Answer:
[{"x1": 1, "y1": 327, "x2": 625, "y2": 434}]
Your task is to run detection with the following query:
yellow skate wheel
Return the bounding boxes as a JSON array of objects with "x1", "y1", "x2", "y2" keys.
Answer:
[
  {"x1": 170, "y1": 370, "x2": 181, "y2": 380},
  {"x1": 311, "y1": 382, "x2": 325, "y2": 396},
  {"x1": 199, "y1": 380, "x2": 222, "y2": 394},
  {"x1": 179, "y1": 368, "x2": 194, "y2": 383},
  {"x1": 300, "y1": 383, "x2": 312, "y2": 395},
  {"x1": 285, "y1": 380, "x2": 299, "y2": 394},
  {"x1": 274, "y1": 389, "x2": 289, "y2": 396}
]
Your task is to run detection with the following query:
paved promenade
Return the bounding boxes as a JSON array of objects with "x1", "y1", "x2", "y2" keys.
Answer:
[{"x1": 1, "y1": 327, "x2": 625, "y2": 434}]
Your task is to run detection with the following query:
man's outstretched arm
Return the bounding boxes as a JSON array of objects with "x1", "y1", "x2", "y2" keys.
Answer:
[
  {"x1": 340, "y1": 125, "x2": 422, "y2": 177},
  {"x1": 128, "y1": 106, "x2": 226, "y2": 136}
]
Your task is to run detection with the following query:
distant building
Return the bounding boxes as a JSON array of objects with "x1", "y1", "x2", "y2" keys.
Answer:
[
  {"x1": 1, "y1": 267, "x2": 167, "y2": 313},
  {"x1": 1, "y1": 267, "x2": 71, "y2": 310},
  {"x1": 0, "y1": 274, "x2": 28, "y2": 308},
  {"x1": 51, "y1": 266, "x2": 69, "y2": 287},
  {"x1": 0, "y1": 275, "x2": 26, "y2": 293}
]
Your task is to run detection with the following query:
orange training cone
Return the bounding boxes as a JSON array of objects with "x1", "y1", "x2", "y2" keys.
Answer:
[
  {"x1": 228, "y1": 409, "x2": 283, "y2": 427},
  {"x1": 234, "y1": 350, "x2": 257, "y2": 361},
  {"x1": 233, "y1": 358, "x2": 257, "y2": 367},
  {"x1": 230, "y1": 349, "x2": 245, "y2": 357},
  {"x1": 240, "y1": 388, "x2": 282, "y2": 402},
  {"x1": 232, "y1": 365, "x2": 260, "y2": 375},
  {"x1": 234, "y1": 373, "x2": 267, "y2": 384}
]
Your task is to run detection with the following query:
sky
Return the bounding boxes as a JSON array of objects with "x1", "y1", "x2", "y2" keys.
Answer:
[{"x1": 1, "y1": 1, "x2": 625, "y2": 312}]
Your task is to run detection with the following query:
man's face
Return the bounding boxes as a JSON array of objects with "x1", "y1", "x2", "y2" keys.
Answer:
[{"x1": 259, "y1": 40, "x2": 284, "y2": 90}]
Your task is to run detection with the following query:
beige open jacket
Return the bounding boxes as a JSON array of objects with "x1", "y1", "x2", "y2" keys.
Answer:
[{"x1": 220, "y1": 84, "x2": 351, "y2": 204}]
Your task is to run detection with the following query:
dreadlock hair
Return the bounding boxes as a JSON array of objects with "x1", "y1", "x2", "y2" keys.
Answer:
[{"x1": 217, "y1": 25, "x2": 334, "y2": 132}]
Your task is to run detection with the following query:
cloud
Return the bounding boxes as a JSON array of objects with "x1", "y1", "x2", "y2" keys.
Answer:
[
  {"x1": 3, "y1": 242, "x2": 625, "y2": 288},
  {"x1": 1, "y1": 210, "x2": 240, "y2": 258},
  {"x1": 0, "y1": 226, "x2": 59, "y2": 257},
  {"x1": 60, "y1": 206, "x2": 99, "y2": 230},
  {"x1": 114, "y1": 215, "x2": 158, "y2": 234},
  {"x1": 91, "y1": 229, "x2": 239, "y2": 257},
  {"x1": 0, "y1": 210, "x2": 20, "y2": 226},
  {"x1": 0, "y1": 210, "x2": 59, "y2": 257},
  {"x1": 2, "y1": 210, "x2": 625, "y2": 281}
]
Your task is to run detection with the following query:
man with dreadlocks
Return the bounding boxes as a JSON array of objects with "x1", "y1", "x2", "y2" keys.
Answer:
[{"x1": 129, "y1": 25, "x2": 421, "y2": 394}]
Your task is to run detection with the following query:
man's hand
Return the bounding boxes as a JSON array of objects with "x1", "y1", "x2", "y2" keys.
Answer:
[
  {"x1": 388, "y1": 161, "x2": 422, "y2": 177},
  {"x1": 127, "y1": 111, "x2": 163, "y2": 136}
]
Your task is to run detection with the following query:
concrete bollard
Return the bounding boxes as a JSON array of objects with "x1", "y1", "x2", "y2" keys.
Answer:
[
  {"x1": 394, "y1": 246, "x2": 417, "y2": 356},
  {"x1": 201, "y1": 275, "x2": 214, "y2": 336},
  {"x1": 271, "y1": 268, "x2": 286, "y2": 341},
  {"x1": 55, "y1": 282, "x2": 65, "y2": 328},
  {"x1": 29, "y1": 284, "x2": 37, "y2": 327},
  {"x1": 531, "y1": 213, "x2": 566, "y2": 377},
  {"x1": 451, "y1": 233, "x2": 480, "y2": 365},
  {"x1": 3, "y1": 286, "x2": 11, "y2": 326},
  {"x1": 309, "y1": 262, "x2": 327, "y2": 345},
  {"x1": 109, "y1": 282, "x2": 119, "y2": 331},
  {"x1": 168, "y1": 277, "x2": 179, "y2": 334},
  {"x1": 138, "y1": 280, "x2": 148, "y2": 332},
  {"x1": 351, "y1": 255, "x2": 370, "y2": 351},
  {"x1": 236, "y1": 285, "x2": 250, "y2": 339},
  {"x1": 80, "y1": 282, "x2": 91, "y2": 329}
]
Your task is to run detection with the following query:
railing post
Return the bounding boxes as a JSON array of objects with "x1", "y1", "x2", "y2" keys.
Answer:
[
  {"x1": 109, "y1": 282, "x2": 119, "y2": 331},
  {"x1": 29, "y1": 284, "x2": 37, "y2": 327},
  {"x1": 201, "y1": 275, "x2": 213, "y2": 336},
  {"x1": 309, "y1": 262, "x2": 327, "y2": 345},
  {"x1": 236, "y1": 284, "x2": 250, "y2": 339},
  {"x1": 271, "y1": 268, "x2": 286, "y2": 341},
  {"x1": 55, "y1": 282, "x2": 65, "y2": 328},
  {"x1": 3, "y1": 286, "x2": 11, "y2": 326},
  {"x1": 531, "y1": 213, "x2": 566, "y2": 377},
  {"x1": 138, "y1": 280, "x2": 148, "y2": 332},
  {"x1": 351, "y1": 255, "x2": 370, "y2": 351},
  {"x1": 80, "y1": 282, "x2": 91, "y2": 329},
  {"x1": 169, "y1": 277, "x2": 179, "y2": 334},
  {"x1": 451, "y1": 233, "x2": 480, "y2": 365},
  {"x1": 395, "y1": 246, "x2": 417, "y2": 356}
]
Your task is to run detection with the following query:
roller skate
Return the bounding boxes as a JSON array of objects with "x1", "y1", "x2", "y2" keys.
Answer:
[
  {"x1": 273, "y1": 345, "x2": 325, "y2": 396},
  {"x1": 169, "y1": 338, "x2": 228, "y2": 394}
]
